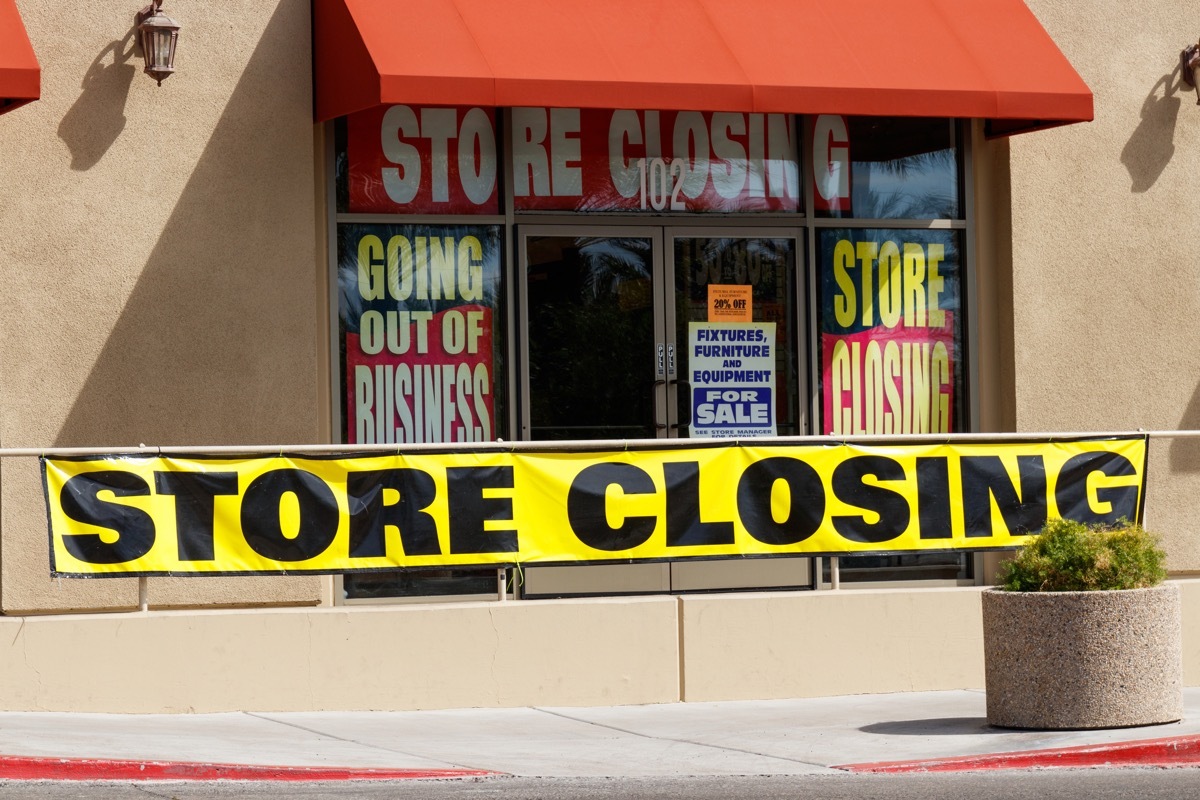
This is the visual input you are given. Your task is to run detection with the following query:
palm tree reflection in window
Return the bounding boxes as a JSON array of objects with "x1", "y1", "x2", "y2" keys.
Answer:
[
  {"x1": 527, "y1": 236, "x2": 656, "y2": 440},
  {"x1": 818, "y1": 117, "x2": 961, "y2": 221}
]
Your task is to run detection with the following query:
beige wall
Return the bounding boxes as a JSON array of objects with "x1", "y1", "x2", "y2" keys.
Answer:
[
  {"x1": 0, "y1": 581, "x2": 1194, "y2": 712},
  {"x1": 0, "y1": 597, "x2": 681, "y2": 712},
  {"x1": 0, "y1": 0, "x2": 326, "y2": 610},
  {"x1": 680, "y1": 588, "x2": 985, "y2": 702},
  {"x1": 994, "y1": 1, "x2": 1200, "y2": 570},
  {"x1": 1, "y1": 0, "x2": 1197, "y2": 712}
]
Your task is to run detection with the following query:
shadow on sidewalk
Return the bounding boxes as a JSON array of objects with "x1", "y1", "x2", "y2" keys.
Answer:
[{"x1": 860, "y1": 718, "x2": 1008, "y2": 736}]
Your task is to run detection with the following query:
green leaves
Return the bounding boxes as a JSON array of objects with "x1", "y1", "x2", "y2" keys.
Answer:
[{"x1": 998, "y1": 518, "x2": 1167, "y2": 592}]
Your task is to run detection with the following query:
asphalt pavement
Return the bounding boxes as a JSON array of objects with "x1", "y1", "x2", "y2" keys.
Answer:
[{"x1": 2, "y1": 689, "x2": 1200, "y2": 781}]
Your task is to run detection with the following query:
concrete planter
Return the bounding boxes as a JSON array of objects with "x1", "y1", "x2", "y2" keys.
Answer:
[{"x1": 982, "y1": 583, "x2": 1182, "y2": 729}]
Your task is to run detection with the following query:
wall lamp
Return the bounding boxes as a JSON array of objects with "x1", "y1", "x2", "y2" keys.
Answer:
[
  {"x1": 135, "y1": 0, "x2": 180, "y2": 86},
  {"x1": 1184, "y1": 41, "x2": 1200, "y2": 105}
]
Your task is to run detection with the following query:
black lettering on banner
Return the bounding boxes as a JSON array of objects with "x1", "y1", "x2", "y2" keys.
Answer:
[
  {"x1": 59, "y1": 471, "x2": 156, "y2": 564},
  {"x1": 664, "y1": 462, "x2": 734, "y2": 547},
  {"x1": 831, "y1": 456, "x2": 909, "y2": 544},
  {"x1": 736, "y1": 457, "x2": 824, "y2": 545},
  {"x1": 916, "y1": 457, "x2": 951, "y2": 539},
  {"x1": 1055, "y1": 452, "x2": 1139, "y2": 525},
  {"x1": 961, "y1": 456, "x2": 1047, "y2": 537},
  {"x1": 447, "y1": 466, "x2": 518, "y2": 554},
  {"x1": 346, "y1": 469, "x2": 440, "y2": 557},
  {"x1": 154, "y1": 472, "x2": 238, "y2": 561},
  {"x1": 567, "y1": 463, "x2": 657, "y2": 551},
  {"x1": 241, "y1": 469, "x2": 338, "y2": 562}
]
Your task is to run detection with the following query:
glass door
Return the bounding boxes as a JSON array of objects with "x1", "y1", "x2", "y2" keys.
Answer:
[
  {"x1": 518, "y1": 225, "x2": 810, "y2": 597},
  {"x1": 520, "y1": 228, "x2": 668, "y2": 440},
  {"x1": 520, "y1": 227, "x2": 804, "y2": 441},
  {"x1": 668, "y1": 229, "x2": 803, "y2": 439},
  {"x1": 665, "y1": 229, "x2": 808, "y2": 592}
]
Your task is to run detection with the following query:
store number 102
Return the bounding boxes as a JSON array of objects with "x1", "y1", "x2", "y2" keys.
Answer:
[{"x1": 637, "y1": 157, "x2": 686, "y2": 211}]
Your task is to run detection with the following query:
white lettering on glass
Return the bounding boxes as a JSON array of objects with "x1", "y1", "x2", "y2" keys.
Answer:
[
  {"x1": 458, "y1": 107, "x2": 496, "y2": 205},
  {"x1": 380, "y1": 105, "x2": 421, "y2": 204},
  {"x1": 511, "y1": 108, "x2": 550, "y2": 196},
  {"x1": 812, "y1": 114, "x2": 849, "y2": 205}
]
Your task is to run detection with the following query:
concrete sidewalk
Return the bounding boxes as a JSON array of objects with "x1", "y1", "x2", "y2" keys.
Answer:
[{"x1": 2, "y1": 689, "x2": 1200, "y2": 780}]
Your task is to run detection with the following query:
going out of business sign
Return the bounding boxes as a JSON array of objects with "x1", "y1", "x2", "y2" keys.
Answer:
[{"x1": 43, "y1": 436, "x2": 1147, "y2": 577}]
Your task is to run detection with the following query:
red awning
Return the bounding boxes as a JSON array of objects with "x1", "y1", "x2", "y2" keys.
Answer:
[
  {"x1": 0, "y1": 0, "x2": 39, "y2": 115},
  {"x1": 312, "y1": 0, "x2": 1092, "y2": 136}
]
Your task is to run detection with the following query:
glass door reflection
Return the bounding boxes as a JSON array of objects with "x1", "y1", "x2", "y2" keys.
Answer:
[
  {"x1": 670, "y1": 233, "x2": 802, "y2": 438},
  {"x1": 524, "y1": 232, "x2": 662, "y2": 440}
]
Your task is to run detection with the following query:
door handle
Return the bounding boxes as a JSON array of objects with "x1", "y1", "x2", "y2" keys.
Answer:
[
  {"x1": 670, "y1": 379, "x2": 692, "y2": 430},
  {"x1": 653, "y1": 353, "x2": 667, "y2": 428}
]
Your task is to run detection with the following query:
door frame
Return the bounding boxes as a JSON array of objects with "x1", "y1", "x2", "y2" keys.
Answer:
[
  {"x1": 516, "y1": 223, "x2": 811, "y2": 442},
  {"x1": 516, "y1": 225, "x2": 667, "y2": 441},
  {"x1": 663, "y1": 225, "x2": 810, "y2": 438}
]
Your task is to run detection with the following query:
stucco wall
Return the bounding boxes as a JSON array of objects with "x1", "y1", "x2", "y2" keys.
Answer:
[
  {"x1": 680, "y1": 588, "x2": 985, "y2": 701},
  {"x1": 0, "y1": 581, "x2": 1194, "y2": 713},
  {"x1": 0, "y1": 0, "x2": 326, "y2": 610},
  {"x1": 1009, "y1": 1, "x2": 1200, "y2": 570},
  {"x1": 0, "y1": 597, "x2": 681, "y2": 712}
]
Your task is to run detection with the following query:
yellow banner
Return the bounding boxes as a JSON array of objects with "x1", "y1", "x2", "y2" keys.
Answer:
[{"x1": 42, "y1": 437, "x2": 1148, "y2": 576}]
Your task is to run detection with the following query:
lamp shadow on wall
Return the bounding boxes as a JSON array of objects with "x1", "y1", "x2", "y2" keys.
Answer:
[
  {"x1": 1170, "y1": 386, "x2": 1200, "y2": 473},
  {"x1": 54, "y1": 1, "x2": 320, "y2": 449},
  {"x1": 57, "y1": 31, "x2": 137, "y2": 171},
  {"x1": 1120, "y1": 66, "x2": 1188, "y2": 193}
]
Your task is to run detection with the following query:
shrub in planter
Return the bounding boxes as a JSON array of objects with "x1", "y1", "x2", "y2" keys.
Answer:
[
  {"x1": 983, "y1": 519, "x2": 1181, "y2": 730},
  {"x1": 997, "y1": 519, "x2": 1166, "y2": 592}
]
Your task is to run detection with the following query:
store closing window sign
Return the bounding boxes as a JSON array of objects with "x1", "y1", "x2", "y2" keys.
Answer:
[
  {"x1": 348, "y1": 105, "x2": 500, "y2": 215},
  {"x1": 820, "y1": 228, "x2": 961, "y2": 435},
  {"x1": 338, "y1": 223, "x2": 503, "y2": 445},
  {"x1": 347, "y1": 105, "x2": 801, "y2": 214},
  {"x1": 43, "y1": 437, "x2": 1146, "y2": 576}
]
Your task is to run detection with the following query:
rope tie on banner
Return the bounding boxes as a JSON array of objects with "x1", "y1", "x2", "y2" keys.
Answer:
[{"x1": 509, "y1": 562, "x2": 525, "y2": 592}]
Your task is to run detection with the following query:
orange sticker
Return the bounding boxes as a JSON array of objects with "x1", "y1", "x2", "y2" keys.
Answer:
[{"x1": 708, "y1": 285, "x2": 752, "y2": 322}]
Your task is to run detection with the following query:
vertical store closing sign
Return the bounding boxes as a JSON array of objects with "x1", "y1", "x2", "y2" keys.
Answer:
[
  {"x1": 820, "y1": 228, "x2": 961, "y2": 435},
  {"x1": 339, "y1": 224, "x2": 504, "y2": 444}
]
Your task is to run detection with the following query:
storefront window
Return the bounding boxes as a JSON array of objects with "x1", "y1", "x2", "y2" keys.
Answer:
[
  {"x1": 810, "y1": 116, "x2": 960, "y2": 220},
  {"x1": 810, "y1": 116, "x2": 967, "y2": 583},
  {"x1": 340, "y1": 107, "x2": 500, "y2": 215},
  {"x1": 674, "y1": 236, "x2": 801, "y2": 437},
  {"x1": 336, "y1": 222, "x2": 507, "y2": 599},
  {"x1": 344, "y1": 568, "x2": 504, "y2": 600},
  {"x1": 526, "y1": 235, "x2": 657, "y2": 440},
  {"x1": 509, "y1": 109, "x2": 801, "y2": 214},
  {"x1": 817, "y1": 227, "x2": 964, "y2": 435},
  {"x1": 330, "y1": 107, "x2": 973, "y2": 599},
  {"x1": 336, "y1": 223, "x2": 506, "y2": 446}
]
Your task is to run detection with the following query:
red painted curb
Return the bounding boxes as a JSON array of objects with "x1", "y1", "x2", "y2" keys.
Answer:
[
  {"x1": 0, "y1": 755, "x2": 499, "y2": 782},
  {"x1": 835, "y1": 734, "x2": 1200, "y2": 774}
]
